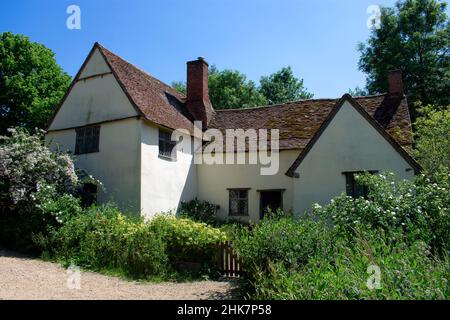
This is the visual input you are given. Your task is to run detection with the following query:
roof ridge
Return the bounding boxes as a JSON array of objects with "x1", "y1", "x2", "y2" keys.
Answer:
[
  {"x1": 215, "y1": 98, "x2": 340, "y2": 112},
  {"x1": 96, "y1": 43, "x2": 186, "y2": 99},
  {"x1": 214, "y1": 93, "x2": 397, "y2": 113}
]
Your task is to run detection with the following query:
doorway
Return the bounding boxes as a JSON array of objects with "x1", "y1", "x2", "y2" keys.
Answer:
[{"x1": 259, "y1": 190, "x2": 283, "y2": 220}]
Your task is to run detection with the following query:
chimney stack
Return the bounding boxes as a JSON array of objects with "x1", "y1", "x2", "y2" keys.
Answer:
[
  {"x1": 186, "y1": 57, "x2": 213, "y2": 127},
  {"x1": 388, "y1": 70, "x2": 404, "y2": 98}
]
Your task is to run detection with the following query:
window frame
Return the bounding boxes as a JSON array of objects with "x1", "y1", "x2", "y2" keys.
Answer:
[
  {"x1": 158, "y1": 129, "x2": 177, "y2": 161},
  {"x1": 228, "y1": 188, "x2": 250, "y2": 217},
  {"x1": 343, "y1": 171, "x2": 378, "y2": 199},
  {"x1": 75, "y1": 125, "x2": 100, "y2": 155}
]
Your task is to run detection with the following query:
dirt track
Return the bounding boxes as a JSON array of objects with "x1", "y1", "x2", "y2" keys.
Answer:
[{"x1": 0, "y1": 248, "x2": 239, "y2": 300}]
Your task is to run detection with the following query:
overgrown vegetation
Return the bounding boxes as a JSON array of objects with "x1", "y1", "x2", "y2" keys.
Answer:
[
  {"x1": 0, "y1": 129, "x2": 226, "y2": 280},
  {"x1": 178, "y1": 198, "x2": 220, "y2": 225},
  {"x1": 0, "y1": 128, "x2": 79, "y2": 251},
  {"x1": 228, "y1": 170, "x2": 449, "y2": 299},
  {"x1": 34, "y1": 205, "x2": 226, "y2": 280}
]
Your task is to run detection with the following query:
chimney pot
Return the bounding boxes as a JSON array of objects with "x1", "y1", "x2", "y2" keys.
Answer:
[{"x1": 388, "y1": 70, "x2": 404, "y2": 98}]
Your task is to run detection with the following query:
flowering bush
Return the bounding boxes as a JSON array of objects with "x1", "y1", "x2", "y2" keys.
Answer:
[
  {"x1": 0, "y1": 128, "x2": 78, "y2": 213},
  {"x1": 0, "y1": 128, "x2": 81, "y2": 250},
  {"x1": 313, "y1": 171, "x2": 449, "y2": 257}
]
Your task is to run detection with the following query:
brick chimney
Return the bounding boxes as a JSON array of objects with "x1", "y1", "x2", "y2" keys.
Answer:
[
  {"x1": 388, "y1": 70, "x2": 404, "y2": 98},
  {"x1": 186, "y1": 57, "x2": 213, "y2": 127}
]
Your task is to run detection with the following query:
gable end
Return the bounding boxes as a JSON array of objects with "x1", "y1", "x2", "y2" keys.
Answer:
[{"x1": 285, "y1": 94, "x2": 421, "y2": 177}]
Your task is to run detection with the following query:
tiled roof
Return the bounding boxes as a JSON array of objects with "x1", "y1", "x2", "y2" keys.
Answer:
[
  {"x1": 53, "y1": 43, "x2": 413, "y2": 156},
  {"x1": 208, "y1": 94, "x2": 413, "y2": 151},
  {"x1": 96, "y1": 44, "x2": 194, "y2": 132}
]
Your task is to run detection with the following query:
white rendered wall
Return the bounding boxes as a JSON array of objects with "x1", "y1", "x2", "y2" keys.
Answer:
[
  {"x1": 46, "y1": 118, "x2": 141, "y2": 213},
  {"x1": 197, "y1": 150, "x2": 298, "y2": 223},
  {"x1": 293, "y1": 100, "x2": 415, "y2": 215},
  {"x1": 139, "y1": 121, "x2": 198, "y2": 219}
]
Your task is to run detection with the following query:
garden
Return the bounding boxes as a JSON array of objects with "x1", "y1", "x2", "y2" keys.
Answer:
[{"x1": 0, "y1": 104, "x2": 448, "y2": 299}]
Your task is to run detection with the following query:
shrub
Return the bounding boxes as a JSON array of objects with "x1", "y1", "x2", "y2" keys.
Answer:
[
  {"x1": 251, "y1": 228, "x2": 449, "y2": 300},
  {"x1": 42, "y1": 206, "x2": 226, "y2": 279},
  {"x1": 0, "y1": 128, "x2": 79, "y2": 251},
  {"x1": 0, "y1": 128, "x2": 78, "y2": 214},
  {"x1": 314, "y1": 171, "x2": 450, "y2": 257},
  {"x1": 148, "y1": 214, "x2": 227, "y2": 268},
  {"x1": 178, "y1": 199, "x2": 220, "y2": 225},
  {"x1": 43, "y1": 204, "x2": 168, "y2": 278},
  {"x1": 231, "y1": 215, "x2": 335, "y2": 286}
]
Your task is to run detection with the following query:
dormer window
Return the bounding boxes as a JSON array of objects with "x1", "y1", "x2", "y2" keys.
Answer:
[
  {"x1": 75, "y1": 125, "x2": 100, "y2": 155},
  {"x1": 158, "y1": 129, "x2": 177, "y2": 160}
]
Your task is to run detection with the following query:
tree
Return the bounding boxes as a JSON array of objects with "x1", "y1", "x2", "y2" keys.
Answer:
[
  {"x1": 414, "y1": 104, "x2": 450, "y2": 172},
  {"x1": 358, "y1": 0, "x2": 450, "y2": 119},
  {"x1": 0, "y1": 32, "x2": 71, "y2": 133},
  {"x1": 172, "y1": 65, "x2": 314, "y2": 109},
  {"x1": 171, "y1": 81, "x2": 186, "y2": 95},
  {"x1": 259, "y1": 66, "x2": 313, "y2": 104},
  {"x1": 348, "y1": 86, "x2": 369, "y2": 97},
  {"x1": 208, "y1": 66, "x2": 267, "y2": 110}
]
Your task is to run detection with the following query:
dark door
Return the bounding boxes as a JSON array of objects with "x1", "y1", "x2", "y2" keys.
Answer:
[{"x1": 260, "y1": 191, "x2": 283, "y2": 219}]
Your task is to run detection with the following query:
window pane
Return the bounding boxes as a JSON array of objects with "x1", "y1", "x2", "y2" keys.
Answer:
[
  {"x1": 229, "y1": 189, "x2": 248, "y2": 216},
  {"x1": 75, "y1": 126, "x2": 100, "y2": 154}
]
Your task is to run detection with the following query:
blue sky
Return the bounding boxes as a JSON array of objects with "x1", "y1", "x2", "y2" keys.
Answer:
[{"x1": 1, "y1": 0, "x2": 401, "y2": 98}]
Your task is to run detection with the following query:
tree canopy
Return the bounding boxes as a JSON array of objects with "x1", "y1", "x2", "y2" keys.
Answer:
[
  {"x1": 208, "y1": 66, "x2": 267, "y2": 110},
  {"x1": 414, "y1": 104, "x2": 450, "y2": 172},
  {"x1": 172, "y1": 65, "x2": 312, "y2": 110},
  {"x1": 0, "y1": 32, "x2": 71, "y2": 133},
  {"x1": 358, "y1": 0, "x2": 450, "y2": 119},
  {"x1": 259, "y1": 66, "x2": 313, "y2": 104}
]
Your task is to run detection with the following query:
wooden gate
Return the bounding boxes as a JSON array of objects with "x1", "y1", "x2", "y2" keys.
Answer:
[{"x1": 217, "y1": 241, "x2": 245, "y2": 278}]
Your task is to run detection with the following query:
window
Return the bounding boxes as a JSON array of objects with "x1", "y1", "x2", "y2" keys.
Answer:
[
  {"x1": 344, "y1": 171, "x2": 378, "y2": 199},
  {"x1": 229, "y1": 189, "x2": 249, "y2": 216},
  {"x1": 158, "y1": 129, "x2": 177, "y2": 160},
  {"x1": 75, "y1": 125, "x2": 100, "y2": 154}
]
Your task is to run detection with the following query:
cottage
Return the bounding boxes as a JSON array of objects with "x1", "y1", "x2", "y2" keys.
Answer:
[{"x1": 45, "y1": 43, "x2": 419, "y2": 222}]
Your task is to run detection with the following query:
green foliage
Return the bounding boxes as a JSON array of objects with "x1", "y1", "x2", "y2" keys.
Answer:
[
  {"x1": 178, "y1": 198, "x2": 219, "y2": 225},
  {"x1": 259, "y1": 66, "x2": 313, "y2": 104},
  {"x1": 39, "y1": 206, "x2": 226, "y2": 279},
  {"x1": 314, "y1": 172, "x2": 449, "y2": 257},
  {"x1": 208, "y1": 66, "x2": 268, "y2": 109},
  {"x1": 358, "y1": 0, "x2": 450, "y2": 117},
  {"x1": 348, "y1": 86, "x2": 369, "y2": 97},
  {"x1": 414, "y1": 105, "x2": 450, "y2": 172},
  {"x1": 0, "y1": 128, "x2": 78, "y2": 212},
  {"x1": 0, "y1": 128, "x2": 79, "y2": 251},
  {"x1": 0, "y1": 32, "x2": 71, "y2": 132},
  {"x1": 41, "y1": 204, "x2": 169, "y2": 278},
  {"x1": 172, "y1": 65, "x2": 313, "y2": 110},
  {"x1": 231, "y1": 172, "x2": 449, "y2": 299},
  {"x1": 231, "y1": 216, "x2": 335, "y2": 288},
  {"x1": 149, "y1": 214, "x2": 227, "y2": 267},
  {"x1": 172, "y1": 80, "x2": 187, "y2": 95},
  {"x1": 252, "y1": 229, "x2": 449, "y2": 300}
]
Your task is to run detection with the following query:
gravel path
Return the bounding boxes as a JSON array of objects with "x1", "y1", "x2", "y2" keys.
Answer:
[{"x1": 0, "y1": 248, "x2": 239, "y2": 300}]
